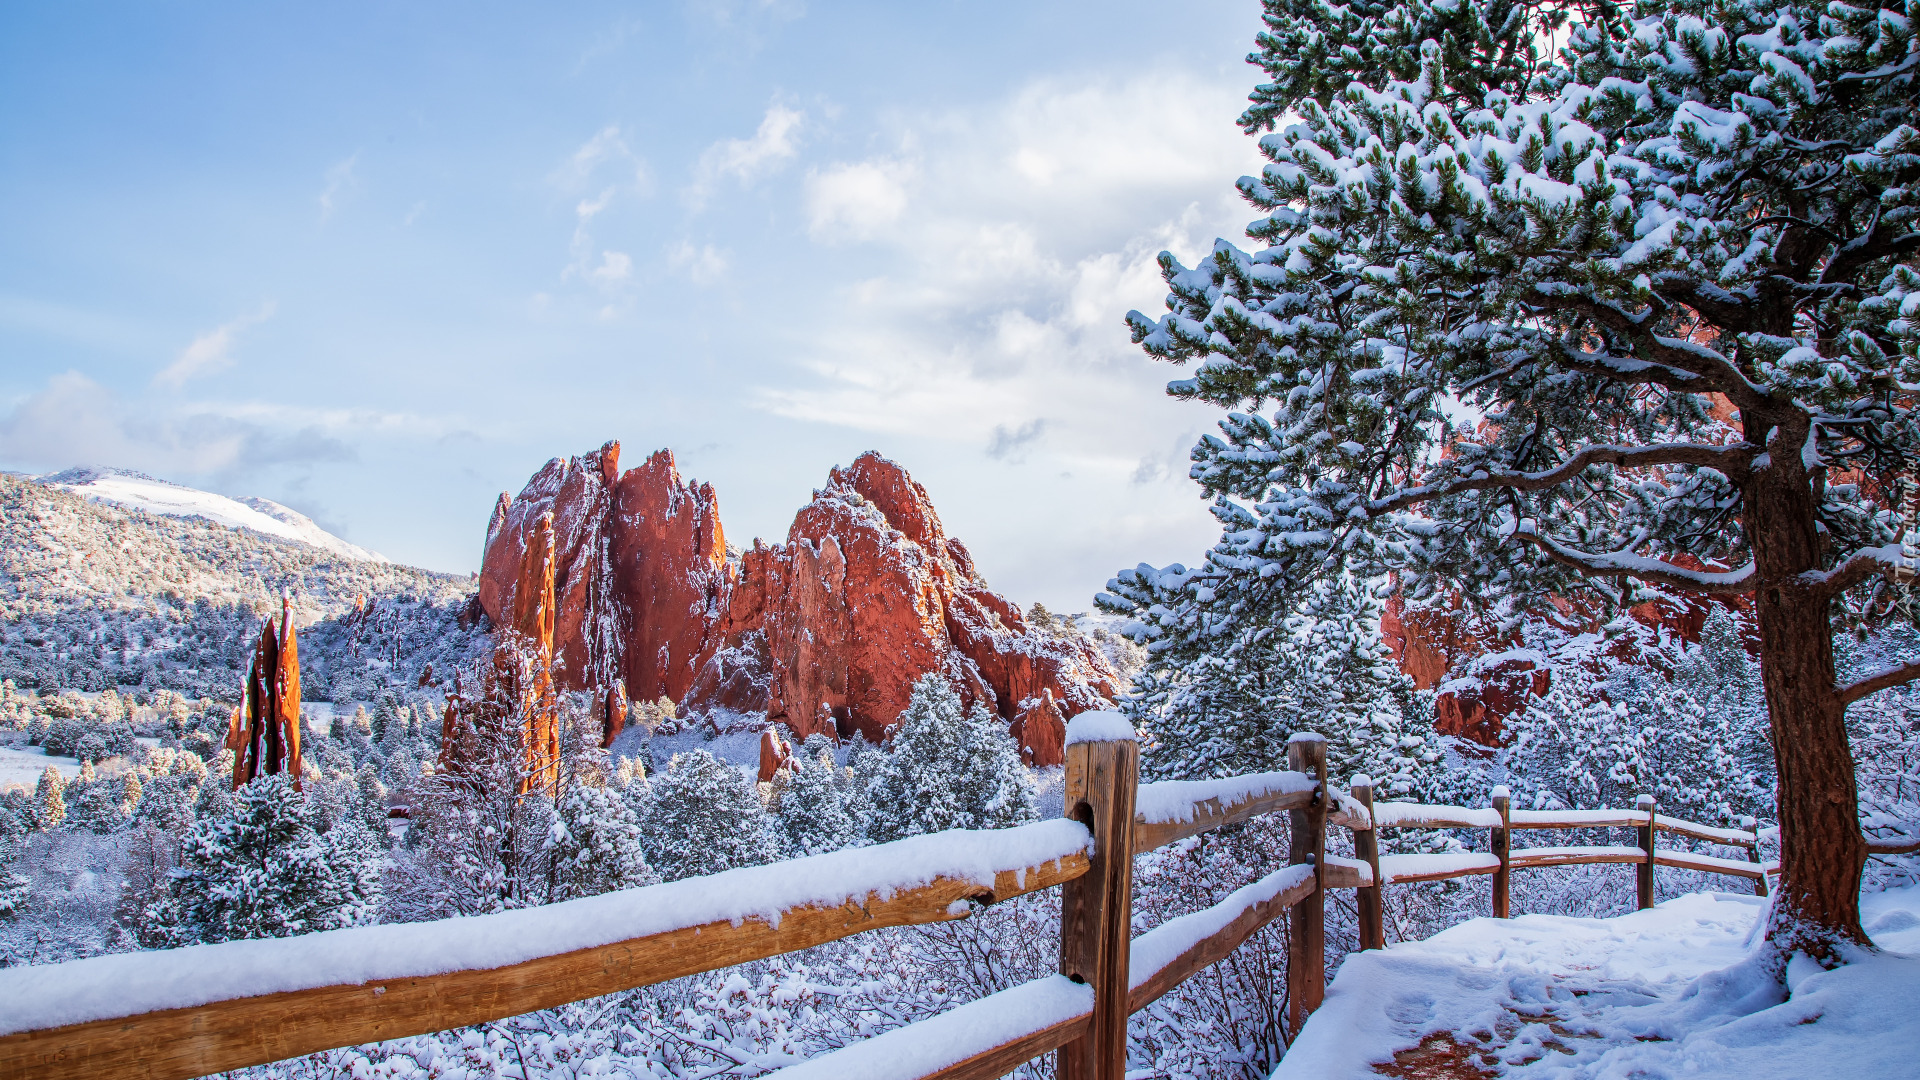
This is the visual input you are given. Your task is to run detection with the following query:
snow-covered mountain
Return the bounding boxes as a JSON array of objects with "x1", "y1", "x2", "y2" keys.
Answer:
[
  {"x1": 42, "y1": 468, "x2": 385, "y2": 563},
  {"x1": 0, "y1": 473, "x2": 485, "y2": 702}
]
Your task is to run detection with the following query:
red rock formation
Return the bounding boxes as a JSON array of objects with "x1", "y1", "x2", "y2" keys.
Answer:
[
  {"x1": 758, "y1": 728, "x2": 791, "y2": 783},
  {"x1": 445, "y1": 512, "x2": 563, "y2": 794},
  {"x1": 474, "y1": 445, "x2": 1119, "y2": 766},
  {"x1": 1383, "y1": 572, "x2": 1757, "y2": 747},
  {"x1": 226, "y1": 598, "x2": 304, "y2": 789}
]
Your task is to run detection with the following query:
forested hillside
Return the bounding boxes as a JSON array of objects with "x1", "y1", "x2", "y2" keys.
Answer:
[{"x1": 0, "y1": 474, "x2": 483, "y2": 703}]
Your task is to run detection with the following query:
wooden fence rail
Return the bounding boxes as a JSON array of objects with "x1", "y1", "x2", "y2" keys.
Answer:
[{"x1": 1, "y1": 715, "x2": 1909, "y2": 1080}]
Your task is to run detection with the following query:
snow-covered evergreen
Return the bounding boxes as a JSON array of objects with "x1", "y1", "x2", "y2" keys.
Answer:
[
  {"x1": 772, "y1": 734, "x2": 858, "y2": 857},
  {"x1": 641, "y1": 748, "x2": 778, "y2": 881},
  {"x1": 549, "y1": 779, "x2": 658, "y2": 900},
  {"x1": 145, "y1": 773, "x2": 378, "y2": 945},
  {"x1": 1125, "y1": 572, "x2": 1444, "y2": 797},
  {"x1": 864, "y1": 675, "x2": 1037, "y2": 843}
]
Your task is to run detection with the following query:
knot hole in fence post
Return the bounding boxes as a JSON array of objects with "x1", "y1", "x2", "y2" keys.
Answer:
[
  {"x1": 1286, "y1": 732, "x2": 1327, "y2": 1036},
  {"x1": 1057, "y1": 714, "x2": 1138, "y2": 1080}
]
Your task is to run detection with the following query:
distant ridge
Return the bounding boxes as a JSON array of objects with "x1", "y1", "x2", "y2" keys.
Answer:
[{"x1": 40, "y1": 467, "x2": 386, "y2": 563}]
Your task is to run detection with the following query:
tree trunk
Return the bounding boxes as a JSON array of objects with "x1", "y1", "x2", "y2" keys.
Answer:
[{"x1": 1745, "y1": 436, "x2": 1870, "y2": 964}]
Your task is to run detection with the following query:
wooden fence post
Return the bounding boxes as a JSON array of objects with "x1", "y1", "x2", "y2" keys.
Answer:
[
  {"x1": 1057, "y1": 732, "x2": 1138, "y2": 1080},
  {"x1": 1741, "y1": 814, "x2": 1768, "y2": 897},
  {"x1": 1286, "y1": 733, "x2": 1327, "y2": 1035},
  {"x1": 1491, "y1": 786, "x2": 1511, "y2": 919},
  {"x1": 1351, "y1": 775, "x2": 1385, "y2": 950},
  {"x1": 1635, "y1": 794, "x2": 1656, "y2": 910}
]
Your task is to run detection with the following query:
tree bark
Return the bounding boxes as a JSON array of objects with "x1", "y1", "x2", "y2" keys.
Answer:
[{"x1": 1744, "y1": 428, "x2": 1870, "y2": 963}]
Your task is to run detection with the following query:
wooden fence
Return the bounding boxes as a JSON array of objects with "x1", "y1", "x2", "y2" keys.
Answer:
[{"x1": 1, "y1": 726, "x2": 1911, "y2": 1080}]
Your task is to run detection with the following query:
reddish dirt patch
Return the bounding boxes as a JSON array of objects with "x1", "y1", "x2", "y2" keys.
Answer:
[{"x1": 1371, "y1": 1033, "x2": 1500, "y2": 1079}]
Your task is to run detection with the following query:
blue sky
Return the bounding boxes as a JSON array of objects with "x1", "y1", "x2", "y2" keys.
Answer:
[{"x1": 0, "y1": 0, "x2": 1269, "y2": 609}]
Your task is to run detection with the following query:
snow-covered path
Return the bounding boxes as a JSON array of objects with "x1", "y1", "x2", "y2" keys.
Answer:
[{"x1": 1276, "y1": 886, "x2": 1920, "y2": 1079}]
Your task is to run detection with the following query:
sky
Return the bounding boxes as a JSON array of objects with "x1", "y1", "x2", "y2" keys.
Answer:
[{"x1": 0, "y1": 0, "x2": 1272, "y2": 611}]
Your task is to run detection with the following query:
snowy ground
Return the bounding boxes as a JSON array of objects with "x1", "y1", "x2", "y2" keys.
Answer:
[
  {"x1": 0, "y1": 741, "x2": 80, "y2": 791},
  {"x1": 0, "y1": 736, "x2": 167, "y2": 792},
  {"x1": 1277, "y1": 886, "x2": 1920, "y2": 1079}
]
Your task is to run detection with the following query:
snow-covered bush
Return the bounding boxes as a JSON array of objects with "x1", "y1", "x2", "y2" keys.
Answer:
[
  {"x1": 642, "y1": 748, "x2": 778, "y2": 881},
  {"x1": 771, "y1": 734, "x2": 858, "y2": 857},
  {"x1": 864, "y1": 674, "x2": 1037, "y2": 843},
  {"x1": 144, "y1": 773, "x2": 379, "y2": 945}
]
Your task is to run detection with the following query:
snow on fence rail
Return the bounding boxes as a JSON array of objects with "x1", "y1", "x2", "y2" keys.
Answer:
[
  {"x1": 0, "y1": 822, "x2": 1093, "y2": 1080},
  {"x1": 1, "y1": 707, "x2": 1907, "y2": 1080}
]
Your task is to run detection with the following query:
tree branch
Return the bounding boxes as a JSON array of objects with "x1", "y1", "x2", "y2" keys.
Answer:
[
  {"x1": 1369, "y1": 440, "x2": 1757, "y2": 516},
  {"x1": 1801, "y1": 543, "x2": 1910, "y2": 598},
  {"x1": 1511, "y1": 529, "x2": 1759, "y2": 594},
  {"x1": 1532, "y1": 289, "x2": 1777, "y2": 415},
  {"x1": 1838, "y1": 660, "x2": 1920, "y2": 706}
]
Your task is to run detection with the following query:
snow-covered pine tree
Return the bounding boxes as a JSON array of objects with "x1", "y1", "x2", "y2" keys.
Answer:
[
  {"x1": 1111, "y1": 0, "x2": 1918, "y2": 963},
  {"x1": 149, "y1": 773, "x2": 378, "y2": 945},
  {"x1": 1502, "y1": 614, "x2": 1770, "y2": 823},
  {"x1": 865, "y1": 675, "x2": 1038, "y2": 843},
  {"x1": 1286, "y1": 575, "x2": 1441, "y2": 798},
  {"x1": 641, "y1": 748, "x2": 777, "y2": 881},
  {"x1": 354, "y1": 763, "x2": 389, "y2": 833},
  {"x1": 67, "y1": 760, "x2": 122, "y2": 834},
  {"x1": 0, "y1": 799, "x2": 25, "y2": 921},
  {"x1": 120, "y1": 769, "x2": 143, "y2": 822},
  {"x1": 33, "y1": 766, "x2": 65, "y2": 831},
  {"x1": 550, "y1": 781, "x2": 658, "y2": 900},
  {"x1": 1124, "y1": 571, "x2": 1443, "y2": 795},
  {"x1": 773, "y1": 734, "x2": 857, "y2": 857}
]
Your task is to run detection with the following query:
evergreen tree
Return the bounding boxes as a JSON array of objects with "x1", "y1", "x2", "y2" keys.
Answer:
[
  {"x1": 133, "y1": 774, "x2": 198, "y2": 833},
  {"x1": 33, "y1": 766, "x2": 65, "y2": 831},
  {"x1": 641, "y1": 749, "x2": 777, "y2": 881},
  {"x1": 354, "y1": 763, "x2": 390, "y2": 833},
  {"x1": 120, "y1": 769, "x2": 144, "y2": 822},
  {"x1": 1286, "y1": 576, "x2": 1438, "y2": 797},
  {"x1": 0, "y1": 850, "x2": 25, "y2": 920},
  {"x1": 1129, "y1": 573, "x2": 1441, "y2": 797},
  {"x1": 68, "y1": 760, "x2": 123, "y2": 834},
  {"x1": 1108, "y1": 0, "x2": 1920, "y2": 961},
  {"x1": 1503, "y1": 619, "x2": 1769, "y2": 823},
  {"x1": 773, "y1": 735, "x2": 857, "y2": 857},
  {"x1": 550, "y1": 781, "x2": 658, "y2": 900},
  {"x1": 866, "y1": 675, "x2": 1038, "y2": 843},
  {"x1": 147, "y1": 773, "x2": 378, "y2": 945}
]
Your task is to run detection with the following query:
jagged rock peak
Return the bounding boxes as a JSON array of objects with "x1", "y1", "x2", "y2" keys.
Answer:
[{"x1": 476, "y1": 444, "x2": 1119, "y2": 765}]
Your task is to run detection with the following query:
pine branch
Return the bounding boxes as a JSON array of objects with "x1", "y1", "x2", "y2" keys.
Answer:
[
  {"x1": 1533, "y1": 289, "x2": 1775, "y2": 413},
  {"x1": 1510, "y1": 529, "x2": 1758, "y2": 594},
  {"x1": 1837, "y1": 660, "x2": 1920, "y2": 706},
  {"x1": 1801, "y1": 543, "x2": 1910, "y2": 598},
  {"x1": 1369, "y1": 440, "x2": 1757, "y2": 516}
]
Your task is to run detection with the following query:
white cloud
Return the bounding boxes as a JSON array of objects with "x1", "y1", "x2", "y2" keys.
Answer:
[
  {"x1": 688, "y1": 104, "x2": 803, "y2": 207},
  {"x1": 590, "y1": 250, "x2": 634, "y2": 285},
  {"x1": 153, "y1": 303, "x2": 277, "y2": 390},
  {"x1": 747, "y1": 68, "x2": 1264, "y2": 600},
  {"x1": 986, "y1": 418, "x2": 1047, "y2": 462},
  {"x1": 805, "y1": 158, "x2": 914, "y2": 242},
  {"x1": 762, "y1": 70, "x2": 1260, "y2": 438},
  {"x1": 557, "y1": 126, "x2": 651, "y2": 196},
  {"x1": 668, "y1": 240, "x2": 729, "y2": 285},
  {"x1": 318, "y1": 154, "x2": 360, "y2": 220},
  {"x1": 0, "y1": 371, "x2": 354, "y2": 477}
]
